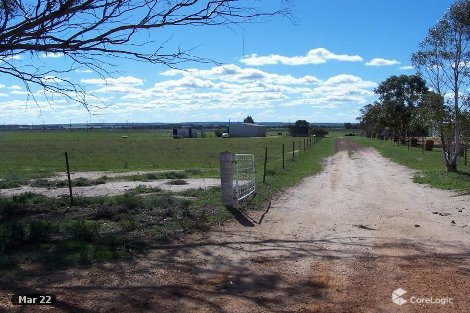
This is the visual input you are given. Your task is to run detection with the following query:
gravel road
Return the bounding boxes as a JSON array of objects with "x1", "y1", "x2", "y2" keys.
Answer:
[{"x1": 2, "y1": 138, "x2": 469, "y2": 312}]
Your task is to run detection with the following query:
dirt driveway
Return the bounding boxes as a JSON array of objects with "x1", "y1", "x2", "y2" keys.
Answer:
[{"x1": 2, "y1": 138, "x2": 470, "y2": 312}]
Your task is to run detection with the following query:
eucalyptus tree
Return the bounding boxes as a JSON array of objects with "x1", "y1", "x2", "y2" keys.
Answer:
[
  {"x1": 412, "y1": 0, "x2": 470, "y2": 172},
  {"x1": 373, "y1": 74, "x2": 428, "y2": 141}
]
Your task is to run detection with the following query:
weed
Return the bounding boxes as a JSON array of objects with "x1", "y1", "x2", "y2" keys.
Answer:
[
  {"x1": 0, "y1": 176, "x2": 26, "y2": 189},
  {"x1": 117, "y1": 192, "x2": 143, "y2": 210},
  {"x1": 64, "y1": 219, "x2": 100, "y2": 242},
  {"x1": 131, "y1": 185, "x2": 162, "y2": 194},
  {"x1": 145, "y1": 173, "x2": 158, "y2": 180},
  {"x1": 30, "y1": 178, "x2": 52, "y2": 188},
  {"x1": 119, "y1": 219, "x2": 138, "y2": 231},
  {"x1": 73, "y1": 177, "x2": 93, "y2": 187},
  {"x1": 26, "y1": 220, "x2": 57, "y2": 243},
  {"x1": 164, "y1": 171, "x2": 187, "y2": 179},
  {"x1": 167, "y1": 179, "x2": 188, "y2": 185}
]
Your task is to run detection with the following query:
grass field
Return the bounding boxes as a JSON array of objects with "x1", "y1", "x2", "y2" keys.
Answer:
[
  {"x1": 354, "y1": 136, "x2": 470, "y2": 191},
  {"x1": 0, "y1": 129, "x2": 305, "y2": 179},
  {"x1": 0, "y1": 129, "x2": 338, "y2": 271}
]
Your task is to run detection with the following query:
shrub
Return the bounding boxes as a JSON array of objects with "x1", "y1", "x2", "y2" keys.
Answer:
[
  {"x1": 26, "y1": 220, "x2": 55, "y2": 243},
  {"x1": 164, "y1": 171, "x2": 187, "y2": 179},
  {"x1": 65, "y1": 219, "x2": 99, "y2": 242},
  {"x1": 30, "y1": 178, "x2": 52, "y2": 188},
  {"x1": 0, "y1": 220, "x2": 25, "y2": 253},
  {"x1": 118, "y1": 192, "x2": 143, "y2": 210},
  {"x1": 119, "y1": 219, "x2": 138, "y2": 231},
  {"x1": 167, "y1": 179, "x2": 187, "y2": 185},
  {"x1": 73, "y1": 177, "x2": 93, "y2": 187}
]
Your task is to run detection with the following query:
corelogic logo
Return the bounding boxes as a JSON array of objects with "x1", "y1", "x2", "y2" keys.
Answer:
[
  {"x1": 392, "y1": 288, "x2": 407, "y2": 306},
  {"x1": 391, "y1": 288, "x2": 454, "y2": 306}
]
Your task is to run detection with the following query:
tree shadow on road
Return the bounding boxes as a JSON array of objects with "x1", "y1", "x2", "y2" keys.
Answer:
[{"x1": 1, "y1": 235, "x2": 470, "y2": 312}]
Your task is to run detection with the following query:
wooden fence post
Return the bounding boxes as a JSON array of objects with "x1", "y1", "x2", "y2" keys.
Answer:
[
  {"x1": 64, "y1": 152, "x2": 73, "y2": 206},
  {"x1": 292, "y1": 141, "x2": 295, "y2": 160},
  {"x1": 263, "y1": 147, "x2": 268, "y2": 183},
  {"x1": 282, "y1": 144, "x2": 285, "y2": 169}
]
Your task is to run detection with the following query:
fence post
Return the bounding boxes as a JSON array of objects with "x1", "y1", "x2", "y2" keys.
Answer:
[
  {"x1": 422, "y1": 137, "x2": 424, "y2": 154},
  {"x1": 282, "y1": 144, "x2": 285, "y2": 169},
  {"x1": 219, "y1": 152, "x2": 234, "y2": 208},
  {"x1": 292, "y1": 141, "x2": 295, "y2": 160},
  {"x1": 263, "y1": 147, "x2": 268, "y2": 183},
  {"x1": 64, "y1": 152, "x2": 73, "y2": 205},
  {"x1": 304, "y1": 138, "x2": 306, "y2": 152},
  {"x1": 465, "y1": 144, "x2": 467, "y2": 166}
]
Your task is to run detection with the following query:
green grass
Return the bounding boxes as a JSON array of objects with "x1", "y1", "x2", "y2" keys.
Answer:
[
  {"x1": 0, "y1": 129, "x2": 312, "y2": 179},
  {"x1": 0, "y1": 130, "x2": 338, "y2": 271},
  {"x1": 354, "y1": 137, "x2": 470, "y2": 191}
]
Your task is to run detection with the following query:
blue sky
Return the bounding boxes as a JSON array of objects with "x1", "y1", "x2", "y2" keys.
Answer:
[{"x1": 0, "y1": 0, "x2": 454, "y2": 125}]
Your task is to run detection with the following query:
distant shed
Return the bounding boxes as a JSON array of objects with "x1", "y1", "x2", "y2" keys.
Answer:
[
  {"x1": 173, "y1": 127, "x2": 197, "y2": 138},
  {"x1": 229, "y1": 123, "x2": 266, "y2": 137}
]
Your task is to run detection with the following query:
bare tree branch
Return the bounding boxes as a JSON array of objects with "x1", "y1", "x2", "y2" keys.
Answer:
[{"x1": 0, "y1": 0, "x2": 291, "y2": 110}]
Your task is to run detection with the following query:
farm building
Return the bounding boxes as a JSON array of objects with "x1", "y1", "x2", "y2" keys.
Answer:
[
  {"x1": 228, "y1": 123, "x2": 266, "y2": 137},
  {"x1": 173, "y1": 127, "x2": 197, "y2": 138}
]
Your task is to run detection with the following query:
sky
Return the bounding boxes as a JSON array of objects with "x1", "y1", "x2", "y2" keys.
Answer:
[{"x1": 0, "y1": 0, "x2": 455, "y2": 125}]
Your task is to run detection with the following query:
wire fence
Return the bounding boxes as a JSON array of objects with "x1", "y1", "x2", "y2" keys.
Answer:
[{"x1": 234, "y1": 154, "x2": 256, "y2": 203}]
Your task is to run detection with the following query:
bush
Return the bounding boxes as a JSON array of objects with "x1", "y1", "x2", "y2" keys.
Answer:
[
  {"x1": 164, "y1": 171, "x2": 187, "y2": 179},
  {"x1": 73, "y1": 177, "x2": 93, "y2": 187},
  {"x1": 119, "y1": 219, "x2": 138, "y2": 231},
  {"x1": 65, "y1": 219, "x2": 100, "y2": 242},
  {"x1": 167, "y1": 179, "x2": 188, "y2": 185},
  {"x1": 118, "y1": 192, "x2": 143, "y2": 210},
  {"x1": 26, "y1": 220, "x2": 55, "y2": 243},
  {"x1": 30, "y1": 178, "x2": 52, "y2": 188},
  {"x1": 0, "y1": 176, "x2": 27, "y2": 189},
  {"x1": 0, "y1": 220, "x2": 25, "y2": 253}
]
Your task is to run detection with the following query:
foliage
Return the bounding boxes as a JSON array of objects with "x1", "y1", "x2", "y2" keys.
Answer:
[
  {"x1": 358, "y1": 75, "x2": 429, "y2": 140},
  {"x1": 310, "y1": 127, "x2": 328, "y2": 137},
  {"x1": 243, "y1": 116, "x2": 255, "y2": 124},
  {"x1": 294, "y1": 120, "x2": 309, "y2": 128},
  {"x1": 411, "y1": 0, "x2": 470, "y2": 172}
]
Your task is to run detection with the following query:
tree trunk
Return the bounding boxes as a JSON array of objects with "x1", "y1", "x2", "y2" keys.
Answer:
[{"x1": 446, "y1": 158, "x2": 458, "y2": 172}]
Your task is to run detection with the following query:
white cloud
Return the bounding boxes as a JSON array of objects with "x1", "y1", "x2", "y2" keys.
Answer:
[
  {"x1": 81, "y1": 76, "x2": 144, "y2": 86},
  {"x1": 161, "y1": 64, "x2": 321, "y2": 85},
  {"x1": 365, "y1": 58, "x2": 400, "y2": 67},
  {"x1": 41, "y1": 52, "x2": 64, "y2": 58},
  {"x1": 81, "y1": 76, "x2": 144, "y2": 93},
  {"x1": 240, "y1": 48, "x2": 363, "y2": 66},
  {"x1": 400, "y1": 65, "x2": 414, "y2": 70},
  {"x1": 2, "y1": 64, "x2": 376, "y2": 123},
  {"x1": 0, "y1": 54, "x2": 22, "y2": 61},
  {"x1": 75, "y1": 69, "x2": 93, "y2": 73}
]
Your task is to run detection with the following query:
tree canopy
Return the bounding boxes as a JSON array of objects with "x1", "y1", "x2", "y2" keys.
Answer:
[
  {"x1": 411, "y1": 0, "x2": 470, "y2": 172},
  {"x1": 243, "y1": 115, "x2": 255, "y2": 124},
  {"x1": 294, "y1": 120, "x2": 309, "y2": 128}
]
